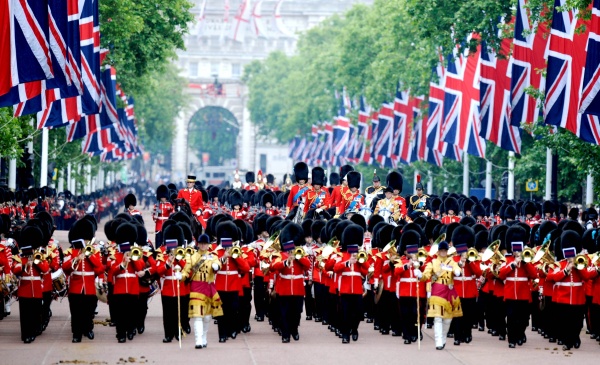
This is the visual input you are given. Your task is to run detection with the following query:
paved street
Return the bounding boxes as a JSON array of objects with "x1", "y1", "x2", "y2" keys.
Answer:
[{"x1": 1, "y1": 211, "x2": 598, "y2": 365}]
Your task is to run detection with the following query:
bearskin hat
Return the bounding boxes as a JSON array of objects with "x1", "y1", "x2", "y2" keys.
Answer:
[
  {"x1": 312, "y1": 167, "x2": 326, "y2": 186},
  {"x1": 472, "y1": 204, "x2": 486, "y2": 218},
  {"x1": 386, "y1": 171, "x2": 403, "y2": 193},
  {"x1": 115, "y1": 222, "x2": 138, "y2": 245},
  {"x1": 398, "y1": 229, "x2": 421, "y2": 255},
  {"x1": 341, "y1": 224, "x2": 364, "y2": 251},
  {"x1": 339, "y1": 165, "x2": 354, "y2": 181},
  {"x1": 245, "y1": 171, "x2": 255, "y2": 184},
  {"x1": 124, "y1": 193, "x2": 137, "y2": 208},
  {"x1": 443, "y1": 197, "x2": 459, "y2": 214},
  {"x1": 523, "y1": 201, "x2": 537, "y2": 217},
  {"x1": 156, "y1": 185, "x2": 169, "y2": 200},
  {"x1": 329, "y1": 172, "x2": 341, "y2": 186},
  {"x1": 293, "y1": 162, "x2": 309, "y2": 182},
  {"x1": 280, "y1": 222, "x2": 304, "y2": 248},
  {"x1": 346, "y1": 171, "x2": 361, "y2": 189},
  {"x1": 68, "y1": 219, "x2": 95, "y2": 245},
  {"x1": 266, "y1": 174, "x2": 275, "y2": 184},
  {"x1": 216, "y1": 221, "x2": 241, "y2": 243},
  {"x1": 230, "y1": 190, "x2": 243, "y2": 208}
]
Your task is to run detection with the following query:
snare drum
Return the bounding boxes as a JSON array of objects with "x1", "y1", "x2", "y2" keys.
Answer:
[{"x1": 51, "y1": 268, "x2": 68, "y2": 297}]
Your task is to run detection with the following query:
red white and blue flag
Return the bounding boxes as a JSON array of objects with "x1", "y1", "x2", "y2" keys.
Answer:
[
  {"x1": 578, "y1": 0, "x2": 600, "y2": 117},
  {"x1": 374, "y1": 102, "x2": 394, "y2": 167}
]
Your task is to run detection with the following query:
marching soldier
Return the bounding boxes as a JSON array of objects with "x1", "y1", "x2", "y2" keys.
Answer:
[
  {"x1": 183, "y1": 233, "x2": 224, "y2": 349},
  {"x1": 245, "y1": 172, "x2": 260, "y2": 192},
  {"x1": 441, "y1": 197, "x2": 461, "y2": 224},
  {"x1": 124, "y1": 194, "x2": 141, "y2": 216},
  {"x1": 62, "y1": 219, "x2": 104, "y2": 343},
  {"x1": 271, "y1": 223, "x2": 311, "y2": 343},
  {"x1": 153, "y1": 185, "x2": 174, "y2": 246},
  {"x1": 262, "y1": 192, "x2": 280, "y2": 216},
  {"x1": 12, "y1": 226, "x2": 49, "y2": 343},
  {"x1": 265, "y1": 174, "x2": 279, "y2": 191},
  {"x1": 408, "y1": 175, "x2": 431, "y2": 220},
  {"x1": 229, "y1": 191, "x2": 247, "y2": 221}
]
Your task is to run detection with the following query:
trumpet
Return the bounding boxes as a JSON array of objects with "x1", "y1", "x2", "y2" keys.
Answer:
[
  {"x1": 84, "y1": 244, "x2": 95, "y2": 257},
  {"x1": 33, "y1": 249, "x2": 45, "y2": 264},
  {"x1": 574, "y1": 254, "x2": 589, "y2": 270},
  {"x1": 522, "y1": 247, "x2": 536, "y2": 263},
  {"x1": 293, "y1": 246, "x2": 306, "y2": 260},
  {"x1": 130, "y1": 246, "x2": 142, "y2": 261},
  {"x1": 467, "y1": 247, "x2": 481, "y2": 262},
  {"x1": 185, "y1": 247, "x2": 195, "y2": 256},
  {"x1": 230, "y1": 246, "x2": 242, "y2": 259},
  {"x1": 174, "y1": 247, "x2": 185, "y2": 260},
  {"x1": 416, "y1": 248, "x2": 428, "y2": 263},
  {"x1": 429, "y1": 233, "x2": 446, "y2": 257},
  {"x1": 357, "y1": 250, "x2": 369, "y2": 264}
]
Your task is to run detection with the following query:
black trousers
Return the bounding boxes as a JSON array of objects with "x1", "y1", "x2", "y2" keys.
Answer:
[
  {"x1": 107, "y1": 283, "x2": 116, "y2": 323},
  {"x1": 269, "y1": 293, "x2": 280, "y2": 330},
  {"x1": 340, "y1": 294, "x2": 362, "y2": 338},
  {"x1": 482, "y1": 291, "x2": 495, "y2": 331},
  {"x1": 304, "y1": 282, "x2": 315, "y2": 318},
  {"x1": 42, "y1": 291, "x2": 52, "y2": 326},
  {"x1": 491, "y1": 294, "x2": 506, "y2": 336},
  {"x1": 476, "y1": 291, "x2": 487, "y2": 329},
  {"x1": 585, "y1": 295, "x2": 593, "y2": 332},
  {"x1": 530, "y1": 292, "x2": 541, "y2": 329},
  {"x1": 279, "y1": 295, "x2": 304, "y2": 339},
  {"x1": 363, "y1": 288, "x2": 375, "y2": 320},
  {"x1": 454, "y1": 297, "x2": 476, "y2": 341},
  {"x1": 541, "y1": 296, "x2": 555, "y2": 337},
  {"x1": 399, "y1": 296, "x2": 426, "y2": 340},
  {"x1": 68, "y1": 294, "x2": 98, "y2": 337},
  {"x1": 590, "y1": 303, "x2": 600, "y2": 337},
  {"x1": 112, "y1": 294, "x2": 138, "y2": 339},
  {"x1": 240, "y1": 287, "x2": 253, "y2": 329},
  {"x1": 136, "y1": 290, "x2": 150, "y2": 330},
  {"x1": 161, "y1": 295, "x2": 182, "y2": 339},
  {"x1": 506, "y1": 299, "x2": 530, "y2": 344},
  {"x1": 253, "y1": 276, "x2": 266, "y2": 319},
  {"x1": 217, "y1": 291, "x2": 239, "y2": 338},
  {"x1": 19, "y1": 297, "x2": 42, "y2": 341},
  {"x1": 378, "y1": 290, "x2": 397, "y2": 332},
  {"x1": 314, "y1": 282, "x2": 327, "y2": 320},
  {"x1": 554, "y1": 303, "x2": 584, "y2": 347}
]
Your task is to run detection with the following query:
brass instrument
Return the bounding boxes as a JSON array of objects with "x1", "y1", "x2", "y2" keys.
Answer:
[
  {"x1": 429, "y1": 233, "x2": 446, "y2": 257},
  {"x1": 591, "y1": 252, "x2": 600, "y2": 267},
  {"x1": 230, "y1": 246, "x2": 242, "y2": 259},
  {"x1": 522, "y1": 247, "x2": 536, "y2": 263},
  {"x1": 33, "y1": 249, "x2": 45, "y2": 264},
  {"x1": 382, "y1": 240, "x2": 401, "y2": 263},
  {"x1": 261, "y1": 231, "x2": 281, "y2": 257},
  {"x1": 467, "y1": 247, "x2": 481, "y2": 262},
  {"x1": 574, "y1": 254, "x2": 589, "y2": 270},
  {"x1": 481, "y1": 240, "x2": 505, "y2": 265},
  {"x1": 416, "y1": 248, "x2": 428, "y2": 263},
  {"x1": 84, "y1": 244, "x2": 95, "y2": 257},
  {"x1": 185, "y1": 247, "x2": 195, "y2": 256},
  {"x1": 174, "y1": 247, "x2": 185, "y2": 260},
  {"x1": 532, "y1": 241, "x2": 556, "y2": 269},
  {"x1": 131, "y1": 246, "x2": 142, "y2": 261},
  {"x1": 357, "y1": 250, "x2": 369, "y2": 264},
  {"x1": 293, "y1": 247, "x2": 306, "y2": 260}
]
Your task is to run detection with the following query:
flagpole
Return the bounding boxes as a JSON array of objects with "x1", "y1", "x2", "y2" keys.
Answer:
[
  {"x1": 8, "y1": 158, "x2": 16, "y2": 190},
  {"x1": 427, "y1": 170, "x2": 433, "y2": 195},
  {"x1": 414, "y1": 170, "x2": 419, "y2": 193},
  {"x1": 508, "y1": 151, "x2": 515, "y2": 200},
  {"x1": 462, "y1": 152, "x2": 469, "y2": 196},
  {"x1": 586, "y1": 174, "x2": 594, "y2": 207},
  {"x1": 545, "y1": 148, "x2": 552, "y2": 201},
  {"x1": 485, "y1": 160, "x2": 493, "y2": 199},
  {"x1": 40, "y1": 127, "x2": 49, "y2": 187}
]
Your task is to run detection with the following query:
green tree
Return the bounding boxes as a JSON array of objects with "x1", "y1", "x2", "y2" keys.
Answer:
[{"x1": 0, "y1": 108, "x2": 35, "y2": 159}]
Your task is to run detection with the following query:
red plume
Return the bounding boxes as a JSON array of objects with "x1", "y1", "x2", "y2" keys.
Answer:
[{"x1": 417, "y1": 174, "x2": 421, "y2": 183}]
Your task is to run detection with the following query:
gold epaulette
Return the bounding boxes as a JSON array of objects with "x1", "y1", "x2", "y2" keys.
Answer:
[{"x1": 12, "y1": 255, "x2": 22, "y2": 264}]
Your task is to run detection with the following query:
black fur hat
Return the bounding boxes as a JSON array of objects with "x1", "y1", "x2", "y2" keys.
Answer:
[
  {"x1": 20, "y1": 226, "x2": 44, "y2": 250},
  {"x1": 135, "y1": 224, "x2": 148, "y2": 246},
  {"x1": 329, "y1": 172, "x2": 340, "y2": 186},
  {"x1": 262, "y1": 191, "x2": 275, "y2": 206},
  {"x1": 230, "y1": 190, "x2": 243, "y2": 208},
  {"x1": 504, "y1": 225, "x2": 528, "y2": 253},
  {"x1": 443, "y1": 197, "x2": 459, "y2": 214},
  {"x1": 474, "y1": 230, "x2": 489, "y2": 251},
  {"x1": 431, "y1": 197, "x2": 442, "y2": 212},
  {"x1": 312, "y1": 167, "x2": 326, "y2": 186},
  {"x1": 541, "y1": 200, "x2": 554, "y2": 215},
  {"x1": 124, "y1": 193, "x2": 137, "y2": 208},
  {"x1": 472, "y1": 204, "x2": 486, "y2": 218},
  {"x1": 163, "y1": 224, "x2": 185, "y2": 246},
  {"x1": 367, "y1": 214, "x2": 385, "y2": 233},
  {"x1": 451, "y1": 225, "x2": 475, "y2": 248},
  {"x1": 398, "y1": 229, "x2": 420, "y2": 254},
  {"x1": 246, "y1": 171, "x2": 255, "y2": 184},
  {"x1": 266, "y1": 174, "x2": 275, "y2": 184},
  {"x1": 350, "y1": 214, "x2": 367, "y2": 231},
  {"x1": 209, "y1": 186, "x2": 220, "y2": 200},
  {"x1": 216, "y1": 221, "x2": 241, "y2": 243},
  {"x1": 346, "y1": 171, "x2": 361, "y2": 189},
  {"x1": 311, "y1": 220, "x2": 326, "y2": 241},
  {"x1": 156, "y1": 185, "x2": 169, "y2": 200},
  {"x1": 568, "y1": 207, "x2": 579, "y2": 220},
  {"x1": 115, "y1": 222, "x2": 138, "y2": 245},
  {"x1": 386, "y1": 171, "x2": 403, "y2": 193},
  {"x1": 557, "y1": 230, "x2": 581, "y2": 260},
  {"x1": 280, "y1": 222, "x2": 304, "y2": 248},
  {"x1": 523, "y1": 201, "x2": 537, "y2": 216},
  {"x1": 68, "y1": 219, "x2": 95, "y2": 244},
  {"x1": 339, "y1": 165, "x2": 354, "y2": 181},
  {"x1": 341, "y1": 224, "x2": 364, "y2": 251},
  {"x1": 424, "y1": 219, "x2": 442, "y2": 241},
  {"x1": 504, "y1": 205, "x2": 517, "y2": 220},
  {"x1": 293, "y1": 162, "x2": 309, "y2": 182}
]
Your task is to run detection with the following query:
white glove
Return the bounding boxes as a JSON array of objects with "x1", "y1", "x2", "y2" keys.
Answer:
[
  {"x1": 316, "y1": 208, "x2": 323, "y2": 213},
  {"x1": 413, "y1": 269, "x2": 423, "y2": 279},
  {"x1": 212, "y1": 263, "x2": 220, "y2": 271},
  {"x1": 454, "y1": 269, "x2": 462, "y2": 277},
  {"x1": 196, "y1": 210, "x2": 202, "y2": 216},
  {"x1": 174, "y1": 264, "x2": 181, "y2": 271},
  {"x1": 175, "y1": 271, "x2": 183, "y2": 280}
]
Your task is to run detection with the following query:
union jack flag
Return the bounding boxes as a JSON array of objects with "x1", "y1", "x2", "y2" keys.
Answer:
[
  {"x1": 79, "y1": 0, "x2": 101, "y2": 115},
  {"x1": 544, "y1": 0, "x2": 599, "y2": 143},
  {"x1": 332, "y1": 95, "x2": 350, "y2": 166},
  {"x1": 288, "y1": 136, "x2": 300, "y2": 158},
  {"x1": 368, "y1": 109, "x2": 379, "y2": 164},
  {"x1": 510, "y1": 0, "x2": 550, "y2": 127},
  {"x1": 579, "y1": 0, "x2": 600, "y2": 117},
  {"x1": 66, "y1": 113, "x2": 99, "y2": 142},
  {"x1": 442, "y1": 36, "x2": 486, "y2": 158},
  {"x1": 354, "y1": 96, "x2": 369, "y2": 163},
  {"x1": 480, "y1": 37, "x2": 521, "y2": 153},
  {"x1": 375, "y1": 102, "x2": 395, "y2": 167},
  {"x1": 320, "y1": 122, "x2": 333, "y2": 167},
  {"x1": 428, "y1": 62, "x2": 461, "y2": 162}
]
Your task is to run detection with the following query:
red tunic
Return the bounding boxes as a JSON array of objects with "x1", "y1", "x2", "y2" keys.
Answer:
[
  {"x1": 452, "y1": 257, "x2": 484, "y2": 299},
  {"x1": 153, "y1": 202, "x2": 174, "y2": 232},
  {"x1": 12, "y1": 256, "x2": 50, "y2": 298},
  {"x1": 155, "y1": 257, "x2": 187, "y2": 297},
  {"x1": 393, "y1": 195, "x2": 407, "y2": 219},
  {"x1": 109, "y1": 253, "x2": 145, "y2": 295},
  {"x1": 441, "y1": 215, "x2": 461, "y2": 225},
  {"x1": 177, "y1": 188, "x2": 204, "y2": 214},
  {"x1": 303, "y1": 186, "x2": 331, "y2": 213},
  {"x1": 214, "y1": 248, "x2": 251, "y2": 292},
  {"x1": 62, "y1": 249, "x2": 104, "y2": 295},
  {"x1": 394, "y1": 257, "x2": 427, "y2": 298},
  {"x1": 334, "y1": 252, "x2": 368, "y2": 295},
  {"x1": 271, "y1": 253, "x2": 310, "y2": 296},
  {"x1": 498, "y1": 257, "x2": 537, "y2": 301},
  {"x1": 547, "y1": 260, "x2": 594, "y2": 305}
]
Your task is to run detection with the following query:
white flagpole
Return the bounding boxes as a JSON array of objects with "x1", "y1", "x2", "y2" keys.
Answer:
[
  {"x1": 462, "y1": 152, "x2": 469, "y2": 196},
  {"x1": 508, "y1": 151, "x2": 515, "y2": 200}
]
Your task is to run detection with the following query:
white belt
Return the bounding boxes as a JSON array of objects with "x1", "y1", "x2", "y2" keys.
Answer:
[
  {"x1": 157, "y1": 217, "x2": 169, "y2": 220},
  {"x1": 454, "y1": 277, "x2": 475, "y2": 281},
  {"x1": 505, "y1": 277, "x2": 529, "y2": 282},
  {"x1": 341, "y1": 272, "x2": 362, "y2": 277},
  {"x1": 116, "y1": 273, "x2": 137, "y2": 278},
  {"x1": 163, "y1": 276, "x2": 178, "y2": 280},
  {"x1": 279, "y1": 274, "x2": 304, "y2": 280},
  {"x1": 399, "y1": 278, "x2": 418, "y2": 283},
  {"x1": 219, "y1": 271, "x2": 239, "y2": 275},
  {"x1": 73, "y1": 271, "x2": 95, "y2": 276},
  {"x1": 554, "y1": 282, "x2": 583, "y2": 287},
  {"x1": 20, "y1": 276, "x2": 41, "y2": 281}
]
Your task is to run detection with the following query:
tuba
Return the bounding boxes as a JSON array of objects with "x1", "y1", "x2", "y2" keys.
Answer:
[
  {"x1": 481, "y1": 240, "x2": 505, "y2": 265},
  {"x1": 574, "y1": 254, "x2": 589, "y2": 270},
  {"x1": 429, "y1": 233, "x2": 446, "y2": 257},
  {"x1": 467, "y1": 247, "x2": 481, "y2": 262}
]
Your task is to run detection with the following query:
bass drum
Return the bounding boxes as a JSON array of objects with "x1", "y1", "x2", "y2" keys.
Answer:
[
  {"x1": 51, "y1": 268, "x2": 68, "y2": 297},
  {"x1": 147, "y1": 281, "x2": 160, "y2": 300}
]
